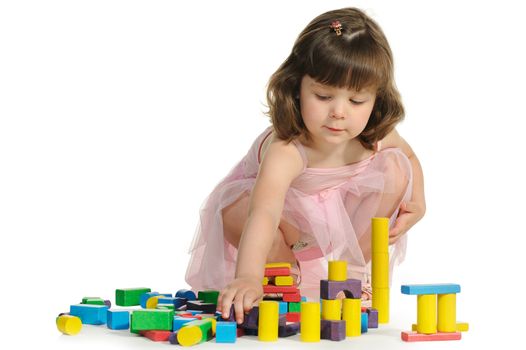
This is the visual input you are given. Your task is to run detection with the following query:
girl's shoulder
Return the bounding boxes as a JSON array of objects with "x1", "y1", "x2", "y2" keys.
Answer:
[{"x1": 258, "y1": 131, "x2": 306, "y2": 174}]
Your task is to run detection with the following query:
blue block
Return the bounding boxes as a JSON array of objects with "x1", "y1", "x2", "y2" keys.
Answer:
[
  {"x1": 173, "y1": 316, "x2": 198, "y2": 331},
  {"x1": 175, "y1": 289, "x2": 197, "y2": 301},
  {"x1": 216, "y1": 322, "x2": 237, "y2": 343},
  {"x1": 401, "y1": 284, "x2": 461, "y2": 295},
  {"x1": 70, "y1": 304, "x2": 108, "y2": 325},
  {"x1": 158, "y1": 297, "x2": 176, "y2": 305},
  {"x1": 107, "y1": 310, "x2": 130, "y2": 330},
  {"x1": 278, "y1": 301, "x2": 288, "y2": 315},
  {"x1": 174, "y1": 297, "x2": 187, "y2": 308},
  {"x1": 301, "y1": 296, "x2": 307, "y2": 302},
  {"x1": 140, "y1": 292, "x2": 159, "y2": 308},
  {"x1": 361, "y1": 312, "x2": 368, "y2": 333}
]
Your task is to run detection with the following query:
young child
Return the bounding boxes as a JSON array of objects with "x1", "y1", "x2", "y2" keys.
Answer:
[{"x1": 185, "y1": 7, "x2": 426, "y2": 323}]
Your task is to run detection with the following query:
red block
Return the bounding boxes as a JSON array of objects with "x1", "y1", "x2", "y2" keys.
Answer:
[
  {"x1": 140, "y1": 330, "x2": 172, "y2": 342},
  {"x1": 282, "y1": 292, "x2": 301, "y2": 302},
  {"x1": 286, "y1": 312, "x2": 301, "y2": 323},
  {"x1": 263, "y1": 285, "x2": 299, "y2": 294},
  {"x1": 264, "y1": 267, "x2": 291, "y2": 277},
  {"x1": 401, "y1": 331, "x2": 462, "y2": 342}
]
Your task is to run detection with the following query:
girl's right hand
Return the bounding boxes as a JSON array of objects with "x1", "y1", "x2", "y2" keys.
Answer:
[{"x1": 217, "y1": 276, "x2": 263, "y2": 324}]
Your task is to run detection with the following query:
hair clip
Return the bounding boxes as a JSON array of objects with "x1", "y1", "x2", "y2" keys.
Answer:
[{"x1": 330, "y1": 20, "x2": 342, "y2": 36}]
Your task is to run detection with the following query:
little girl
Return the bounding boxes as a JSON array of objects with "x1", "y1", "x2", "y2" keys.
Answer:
[{"x1": 185, "y1": 7, "x2": 426, "y2": 323}]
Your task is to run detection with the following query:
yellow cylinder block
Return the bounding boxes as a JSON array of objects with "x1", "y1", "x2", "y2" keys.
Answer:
[
  {"x1": 321, "y1": 299, "x2": 342, "y2": 320},
  {"x1": 300, "y1": 302, "x2": 320, "y2": 342},
  {"x1": 56, "y1": 315, "x2": 82, "y2": 335},
  {"x1": 371, "y1": 217, "x2": 389, "y2": 253},
  {"x1": 177, "y1": 325, "x2": 203, "y2": 346},
  {"x1": 371, "y1": 252, "x2": 389, "y2": 289},
  {"x1": 417, "y1": 294, "x2": 437, "y2": 334},
  {"x1": 258, "y1": 301, "x2": 279, "y2": 341},
  {"x1": 342, "y1": 298, "x2": 361, "y2": 337},
  {"x1": 328, "y1": 260, "x2": 347, "y2": 281},
  {"x1": 438, "y1": 293, "x2": 456, "y2": 332},
  {"x1": 372, "y1": 287, "x2": 390, "y2": 324}
]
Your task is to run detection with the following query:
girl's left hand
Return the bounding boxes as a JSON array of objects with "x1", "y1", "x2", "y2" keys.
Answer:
[{"x1": 389, "y1": 201, "x2": 425, "y2": 244}]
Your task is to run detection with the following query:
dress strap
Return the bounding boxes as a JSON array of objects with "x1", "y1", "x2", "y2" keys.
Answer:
[
  {"x1": 257, "y1": 128, "x2": 274, "y2": 164},
  {"x1": 291, "y1": 139, "x2": 308, "y2": 171},
  {"x1": 374, "y1": 140, "x2": 382, "y2": 153}
]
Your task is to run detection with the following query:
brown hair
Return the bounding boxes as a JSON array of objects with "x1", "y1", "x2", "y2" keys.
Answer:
[{"x1": 266, "y1": 7, "x2": 404, "y2": 149}]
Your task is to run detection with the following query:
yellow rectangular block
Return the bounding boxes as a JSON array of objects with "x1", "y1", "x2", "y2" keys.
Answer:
[
  {"x1": 417, "y1": 294, "x2": 437, "y2": 334},
  {"x1": 264, "y1": 262, "x2": 291, "y2": 269},
  {"x1": 372, "y1": 287, "x2": 389, "y2": 324},
  {"x1": 262, "y1": 277, "x2": 269, "y2": 286},
  {"x1": 275, "y1": 276, "x2": 293, "y2": 286},
  {"x1": 258, "y1": 301, "x2": 278, "y2": 341},
  {"x1": 438, "y1": 293, "x2": 456, "y2": 332}
]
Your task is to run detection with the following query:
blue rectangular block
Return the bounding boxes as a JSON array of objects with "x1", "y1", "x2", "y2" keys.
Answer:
[
  {"x1": 361, "y1": 312, "x2": 368, "y2": 333},
  {"x1": 107, "y1": 310, "x2": 130, "y2": 330},
  {"x1": 401, "y1": 283, "x2": 461, "y2": 295},
  {"x1": 173, "y1": 316, "x2": 198, "y2": 331},
  {"x1": 70, "y1": 304, "x2": 108, "y2": 325},
  {"x1": 278, "y1": 301, "x2": 288, "y2": 315},
  {"x1": 216, "y1": 322, "x2": 237, "y2": 343}
]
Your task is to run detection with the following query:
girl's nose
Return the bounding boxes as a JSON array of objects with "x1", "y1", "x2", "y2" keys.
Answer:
[{"x1": 330, "y1": 100, "x2": 346, "y2": 119}]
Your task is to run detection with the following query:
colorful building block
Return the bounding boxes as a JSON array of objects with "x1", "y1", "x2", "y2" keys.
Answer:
[
  {"x1": 140, "y1": 330, "x2": 171, "y2": 341},
  {"x1": 116, "y1": 288, "x2": 151, "y2": 306},
  {"x1": 175, "y1": 289, "x2": 197, "y2": 301},
  {"x1": 264, "y1": 267, "x2": 291, "y2": 276},
  {"x1": 401, "y1": 284, "x2": 461, "y2": 295},
  {"x1": 401, "y1": 331, "x2": 461, "y2": 342},
  {"x1": 321, "y1": 299, "x2": 342, "y2": 320},
  {"x1": 264, "y1": 262, "x2": 291, "y2": 269},
  {"x1": 288, "y1": 302, "x2": 301, "y2": 313},
  {"x1": 107, "y1": 309, "x2": 130, "y2": 330},
  {"x1": 56, "y1": 315, "x2": 82, "y2": 335},
  {"x1": 361, "y1": 312, "x2": 368, "y2": 333},
  {"x1": 258, "y1": 301, "x2": 279, "y2": 341},
  {"x1": 300, "y1": 302, "x2": 320, "y2": 342},
  {"x1": 320, "y1": 319, "x2": 346, "y2": 341},
  {"x1": 283, "y1": 292, "x2": 301, "y2": 302},
  {"x1": 438, "y1": 293, "x2": 456, "y2": 332},
  {"x1": 186, "y1": 300, "x2": 216, "y2": 314},
  {"x1": 275, "y1": 276, "x2": 294, "y2": 286},
  {"x1": 285, "y1": 312, "x2": 300, "y2": 323},
  {"x1": 173, "y1": 316, "x2": 198, "y2": 331},
  {"x1": 366, "y1": 308, "x2": 378, "y2": 328},
  {"x1": 328, "y1": 260, "x2": 347, "y2": 281},
  {"x1": 278, "y1": 322, "x2": 300, "y2": 337},
  {"x1": 417, "y1": 294, "x2": 437, "y2": 334},
  {"x1": 342, "y1": 298, "x2": 361, "y2": 337},
  {"x1": 216, "y1": 322, "x2": 237, "y2": 343},
  {"x1": 70, "y1": 304, "x2": 108, "y2": 325},
  {"x1": 278, "y1": 301, "x2": 288, "y2": 314},
  {"x1": 198, "y1": 290, "x2": 220, "y2": 305},
  {"x1": 371, "y1": 217, "x2": 390, "y2": 324},
  {"x1": 131, "y1": 309, "x2": 174, "y2": 331},
  {"x1": 320, "y1": 279, "x2": 361, "y2": 300}
]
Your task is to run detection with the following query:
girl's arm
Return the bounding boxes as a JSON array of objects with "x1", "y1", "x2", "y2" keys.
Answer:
[
  {"x1": 218, "y1": 138, "x2": 303, "y2": 323},
  {"x1": 380, "y1": 129, "x2": 426, "y2": 243}
]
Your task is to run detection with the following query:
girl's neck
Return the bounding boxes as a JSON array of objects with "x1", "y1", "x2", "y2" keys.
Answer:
[{"x1": 299, "y1": 135, "x2": 372, "y2": 168}]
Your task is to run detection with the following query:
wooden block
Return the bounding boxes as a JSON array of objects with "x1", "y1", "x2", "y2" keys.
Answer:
[
  {"x1": 264, "y1": 262, "x2": 291, "y2": 269},
  {"x1": 283, "y1": 292, "x2": 301, "y2": 302},
  {"x1": 81, "y1": 297, "x2": 105, "y2": 305},
  {"x1": 275, "y1": 276, "x2": 294, "y2": 286},
  {"x1": 263, "y1": 285, "x2": 298, "y2": 294},
  {"x1": 177, "y1": 326, "x2": 203, "y2": 346},
  {"x1": 401, "y1": 284, "x2": 461, "y2": 295},
  {"x1": 115, "y1": 288, "x2": 151, "y2": 306},
  {"x1": 140, "y1": 330, "x2": 171, "y2": 341},
  {"x1": 361, "y1": 312, "x2": 368, "y2": 333},
  {"x1": 182, "y1": 318, "x2": 215, "y2": 341},
  {"x1": 216, "y1": 322, "x2": 237, "y2": 343},
  {"x1": 241, "y1": 306, "x2": 259, "y2": 329},
  {"x1": 131, "y1": 309, "x2": 174, "y2": 331},
  {"x1": 342, "y1": 299, "x2": 361, "y2": 337},
  {"x1": 278, "y1": 322, "x2": 300, "y2": 337},
  {"x1": 288, "y1": 302, "x2": 301, "y2": 313},
  {"x1": 300, "y1": 302, "x2": 320, "y2": 342},
  {"x1": 173, "y1": 316, "x2": 198, "y2": 331},
  {"x1": 456, "y1": 322, "x2": 469, "y2": 332},
  {"x1": 286, "y1": 312, "x2": 300, "y2": 322},
  {"x1": 401, "y1": 331, "x2": 462, "y2": 342},
  {"x1": 262, "y1": 277, "x2": 269, "y2": 285},
  {"x1": 186, "y1": 300, "x2": 216, "y2": 314},
  {"x1": 198, "y1": 290, "x2": 220, "y2": 305},
  {"x1": 366, "y1": 308, "x2": 378, "y2": 328},
  {"x1": 264, "y1": 267, "x2": 291, "y2": 277},
  {"x1": 321, "y1": 299, "x2": 342, "y2": 320},
  {"x1": 175, "y1": 289, "x2": 197, "y2": 301},
  {"x1": 258, "y1": 301, "x2": 279, "y2": 341},
  {"x1": 320, "y1": 279, "x2": 361, "y2": 300},
  {"x1": 321, "y1": 319, "x2": 346, "y2": 341},
  {"x1": 56, "y1": 315, "x2": 82, "y2": 335},
  {"x1": 69, "y1": 304, "x2": 108, "y2": 325},
  {"x1": 107, "y1": 310, "x2": 129, "y2": 330},
  {"x1": 328, "y1": 261, "x2": 347, "y2": 281}
]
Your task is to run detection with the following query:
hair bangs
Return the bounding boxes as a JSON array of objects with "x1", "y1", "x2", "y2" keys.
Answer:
[{"x1": 304, "y1": 32, "x2": 387, "y2": 93}]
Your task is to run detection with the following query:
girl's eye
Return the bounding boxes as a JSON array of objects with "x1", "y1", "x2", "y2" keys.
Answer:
[
  {"x1": 315, "y1": 94, "x2": 330, "y2": 101},
  {"x1": 350, "y1": 99, "x2": 365, "y2": 105}
]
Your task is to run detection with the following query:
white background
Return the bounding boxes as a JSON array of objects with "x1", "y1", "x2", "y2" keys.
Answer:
[{"x1": 1, "y1": 0, "x2": 525, "y2": 349}]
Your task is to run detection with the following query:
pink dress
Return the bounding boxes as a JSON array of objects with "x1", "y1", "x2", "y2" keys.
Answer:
[{"x1": 185, "y1": 126, "x2": 413, "y2": 300}]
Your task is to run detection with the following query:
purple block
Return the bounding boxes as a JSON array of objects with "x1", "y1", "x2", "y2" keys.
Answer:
[
  {"x1": 321, "y1": 319, "x2": 346, "y2": 341},
  {"x1": 366, "y1": 308, "x2": 378, "y2": 328},
  {"x1": 279, "y1": 314, "x2": 287, "y2": 326},
  {"x1": 278, "y1": 322, "x2": 300, "y2": 337},
  {"x1": 320, "y1": 279, "x2": 362, "y2": 300},
  {"x1": 168, "y1": 331, "x2": 179, "y2": 344},
  {"x1": 241, "y1": 306, "x2": 259, "y2": 329}
]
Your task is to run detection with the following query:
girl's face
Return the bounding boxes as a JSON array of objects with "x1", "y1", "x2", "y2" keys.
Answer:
[{"x1": 299, "y1": 75, "x2": 376, "y2": 146}]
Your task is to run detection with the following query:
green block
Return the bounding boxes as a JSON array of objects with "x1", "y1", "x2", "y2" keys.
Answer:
[
  {"x1": 129, "y1": 314, "x2": 139, "y2": 334},
  {"x1": 82, "y1": 297, "x2": 105, "y2": 305},
  {"x1": 157, "y1": 304, "x2": 175, "y2": 310},
  {"x1": 197, "y1": 290, "x2": 220, "y2": 305},
  {"x1": 131, "y1": 309, "x2": 174, "y2": 331},
  {"x1": 288, "y1": 302, "x2": 301, "y2": 313},
  {"x1": 116, "y1": 288, "x2": 151, "y2": 306}
]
